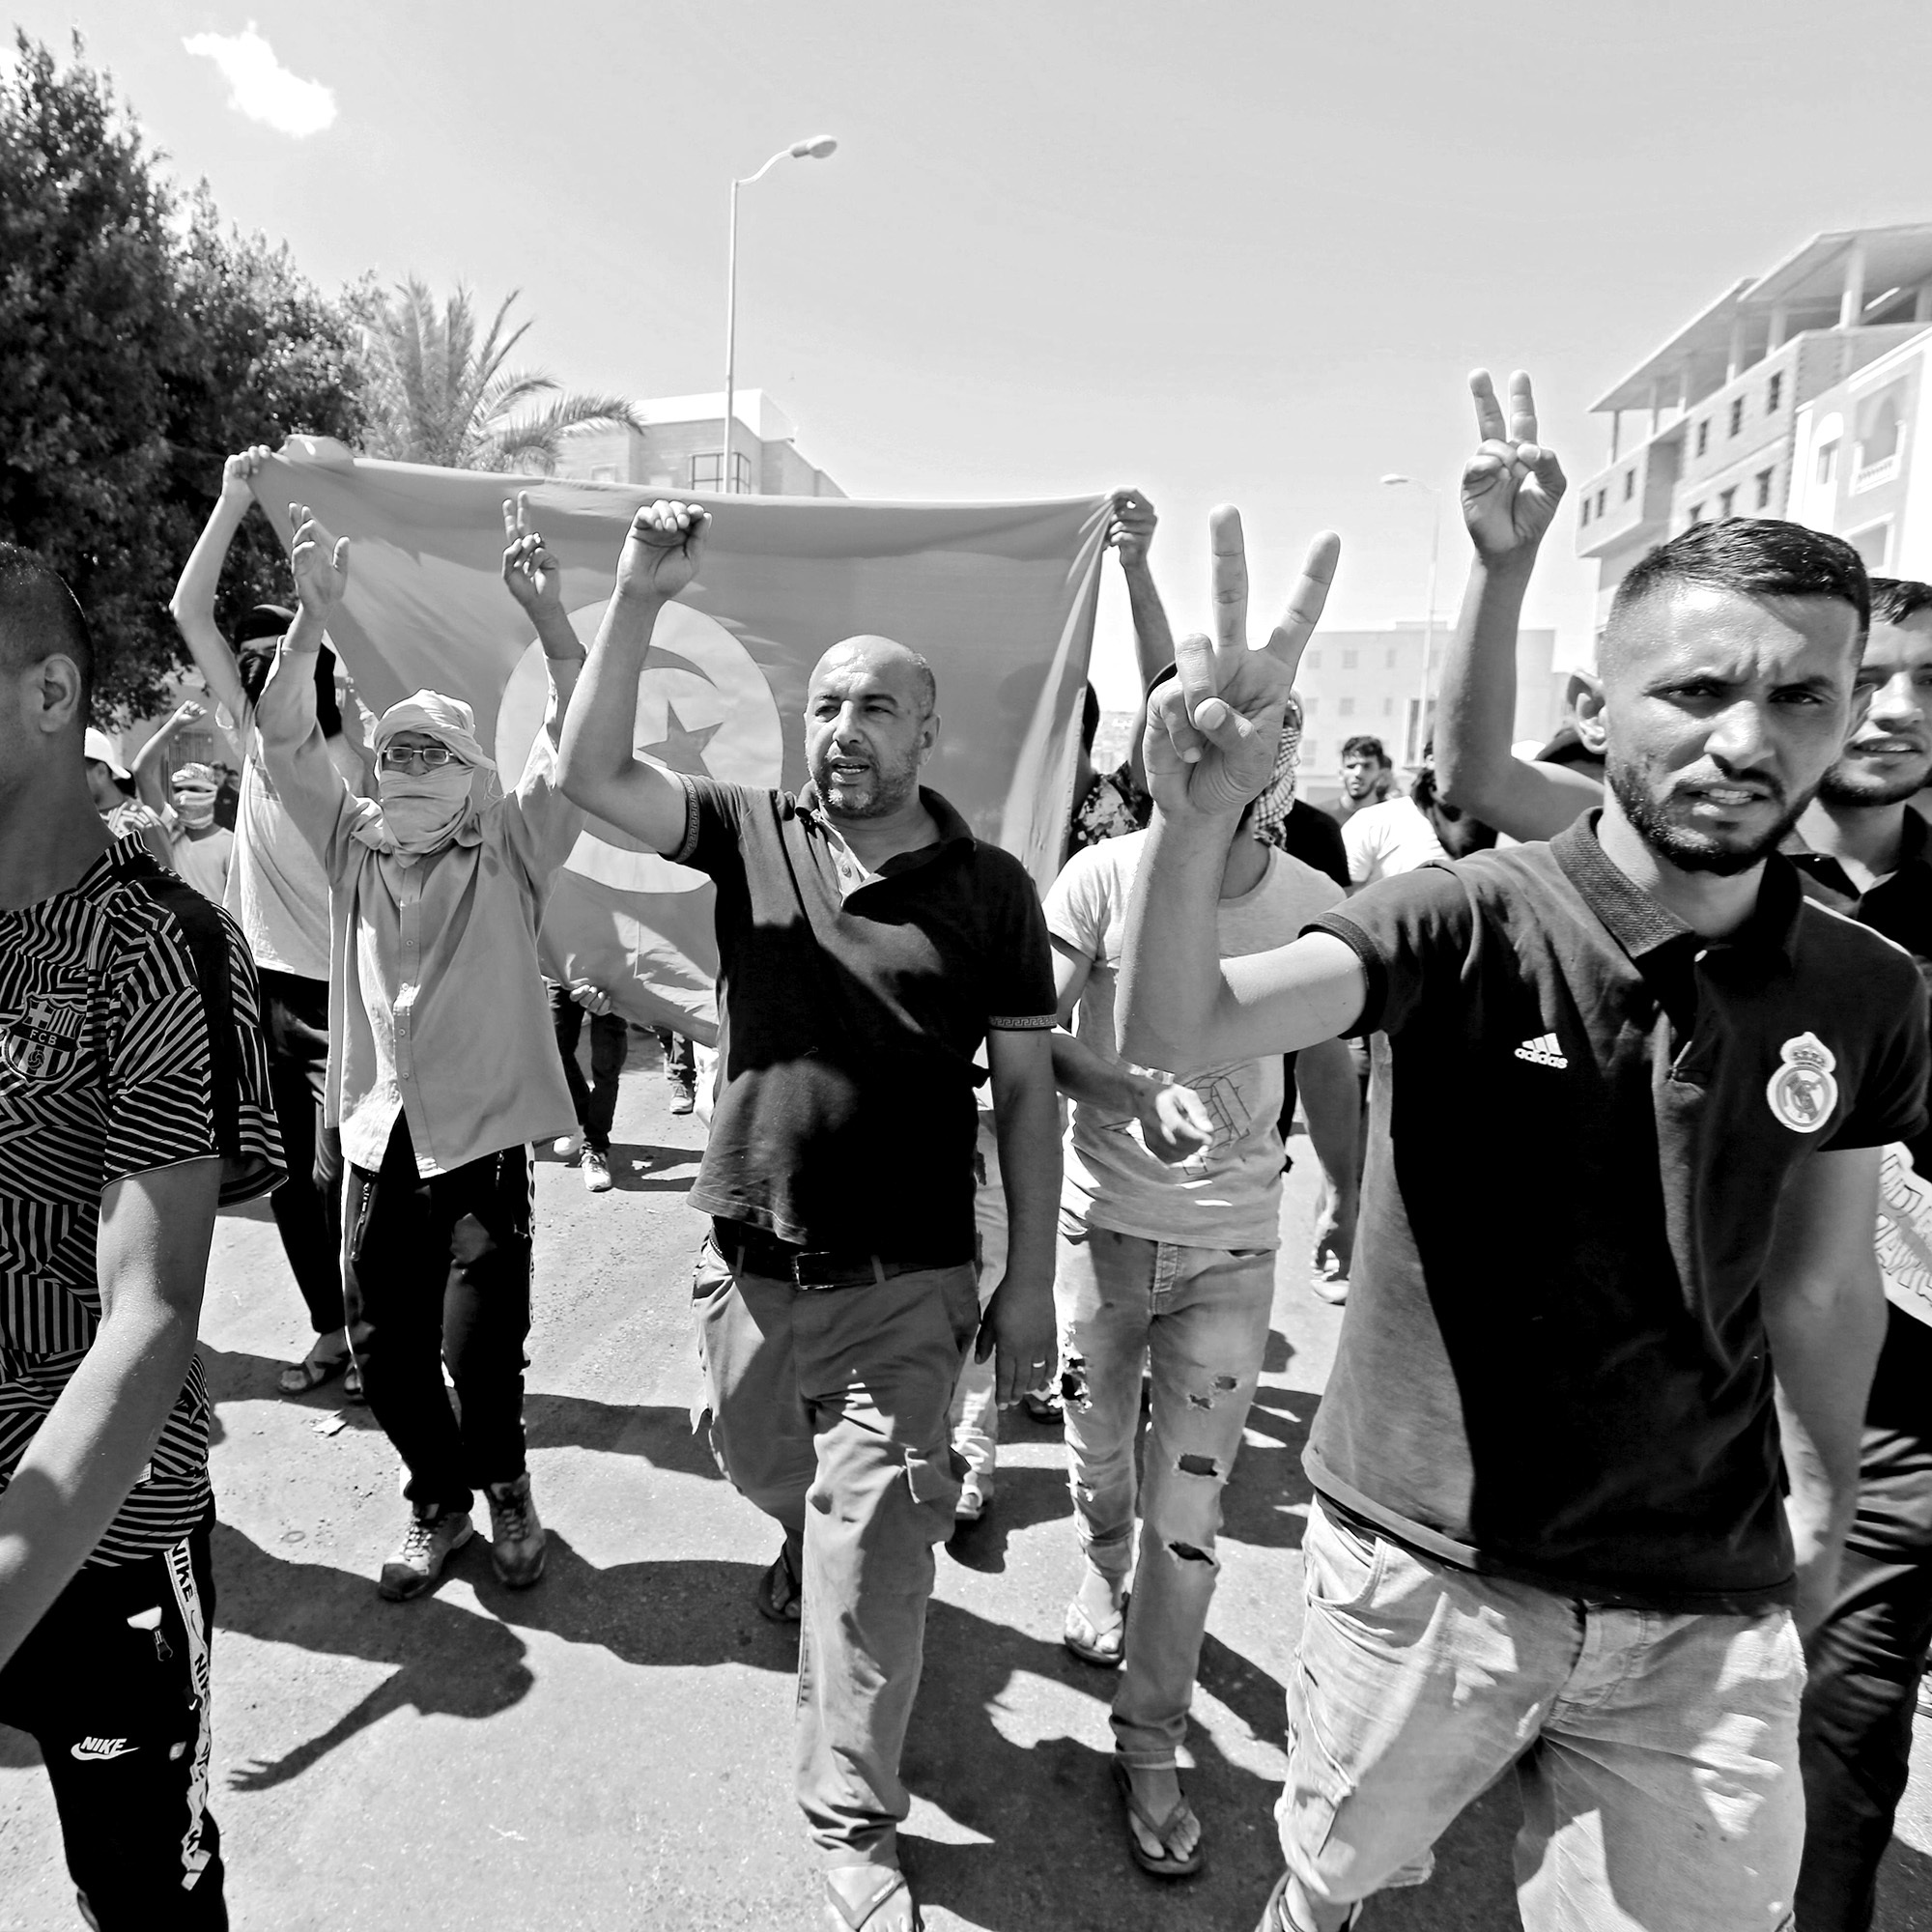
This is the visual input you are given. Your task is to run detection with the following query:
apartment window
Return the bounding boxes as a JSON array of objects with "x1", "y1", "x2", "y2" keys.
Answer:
[
  {"x1": 1385, "y1": 647, "x2": 1398, "y2": 668},
  {"x1": 1767, "y1": 372, "x2": 1783, "y2": 413},
  {"x1": 1623, "y1": 469, "x2": 1635, "y2": 501},
  {"x1": 1382, "y1": 696, "x2": 1394, "y2": 717},
  {"x1": 1848, "y1": 521, "x2": 1892, "y2": 570},
  {"x1": 1689, "y1": 501, "x2": 1707, "y2": 525},
  {"x1": 1817, "y1": 440, "x2": 1840, "y2": 485},
  {"x1": 1303, "y1": 695, "x2": 1318, "y2": 717},
  {"x1": 1596, "y1": 489, "x2": 1607, "y2": 517},
  {"x1": 589, "y1": 464, "x2": 619, "y2": 483},
  {"x1": 1341, "y1": 649, "x2": 1358, "y2": 670},
  {"x1": 1754, "y1": 467, "x2": 1774, "y2": 510},
  {"x1": 1728, "y1": 398, "x2": 1745, "y2": 438},
  {"x1": 1304, "y1": 649, "x2": 1321, "y2": 669},
  {"x1": 1338, "y1": 696, "x2": 1356, "y2": 718},
  {"x1": 1696, "y1": 420, "x2": 1710, "y2": 457},
  {"x1": 1580, "y1": 498, "x2": 1591, "y2": 527},
  {"x1": 1719, "y1": 487, "x2": 1737, "y2": 518}
]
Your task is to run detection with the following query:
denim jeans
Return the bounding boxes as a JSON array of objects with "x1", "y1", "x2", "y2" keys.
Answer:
[
  {"x1": 692, "y1": 1236, "x2": 980, "y2": 1868},
  {"x1": 1280, "y1": 1498, "x2": 1805, "y2": 1931},
  {"x1": 1056, "y1": 1212, "x2": 1275, "y2": 1768},
  {"x1": 949, "y1": 1114, "x2": 1006, "y2": 1488},
  {"x1": 549, "y1": 982, "x2": 630, "y2": 1151}
]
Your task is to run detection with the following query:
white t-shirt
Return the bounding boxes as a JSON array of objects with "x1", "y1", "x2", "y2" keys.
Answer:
[
  {"x1": 166, "y1": 819, "x2": 235, "y2": 904},
  {"x1": 223, "y1": 699, "x2": 334, "y2": 981},
  {"x1": 1043, "y1": 830, "x2": 1344, "y2": 1250},
  {"x1": 1343, "y1": 795, "x2": 1445, "y2": 887}
]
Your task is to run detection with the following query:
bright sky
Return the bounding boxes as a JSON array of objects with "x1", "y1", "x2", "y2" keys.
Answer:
[{"x1": 14, "y1": 0, "x2": 1932, "y2": 704}]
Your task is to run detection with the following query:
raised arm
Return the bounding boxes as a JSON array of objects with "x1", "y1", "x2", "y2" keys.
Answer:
[
  {"x1": 129, "y1": 700, "x2": 206, "y2": 813},
  {"x1": 1119, "y1": 508, "x2": 1366, "y2": 1068},
  {"x1": 0, "y1": 1156, "x2": 220, "y2": 1667},
  {"x1": 1435, "y1": 371, "x2": 1601, "y2": 840},
  {"x1": 1108, "y1": 491, "x2": 1177, "y2": 792},
  {"x1": 1760, "y1": 1146, "x2": 1889, "y2": 1641},
  {"x1": 555, "y1": 500, "x2": 707, "y2": 855},
  {"x1": 167, "y1": 447, "x2": 273, "y2": 725}
]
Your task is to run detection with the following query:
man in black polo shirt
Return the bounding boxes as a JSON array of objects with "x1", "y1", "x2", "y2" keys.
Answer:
[
  {"x1": 1117, "y1": 498, "x2": 1928, "y2": 1932},
  {"x1": 559, "y1": 500, "x2": 1061, "y2": 1932}
]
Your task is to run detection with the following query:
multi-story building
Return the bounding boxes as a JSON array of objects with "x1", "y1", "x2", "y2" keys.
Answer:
[
  {"x1": 1576, "y1": 223, "x2": 1932, "y2": 639},
  {"x1": 555, "y1": 388, "x2": 843, "y2": 498},
  {"x1": 1295, "y1": 620, "x2": 1561, "y2": 804}
]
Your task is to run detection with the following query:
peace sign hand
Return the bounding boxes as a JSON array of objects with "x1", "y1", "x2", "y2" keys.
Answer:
[
  {"x1": 1144, "y1": 507, "x2": 1340, "y2": 820},
  {"x1": 1462, "y1": 369, "x2": 1567, "y2": 568},
  {"x1": 500, "y1": 492, "x2": 565, "y2": 620}
]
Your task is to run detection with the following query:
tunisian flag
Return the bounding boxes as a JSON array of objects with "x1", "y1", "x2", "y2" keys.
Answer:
[{"x1": 252, "y1": 440, "x2": 1109, "y2": 1040}]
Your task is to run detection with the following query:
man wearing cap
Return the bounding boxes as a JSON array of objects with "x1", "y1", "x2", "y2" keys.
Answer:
[
  {"x1": 256, "y1": 496, "x2": 585, "y2": 1603},
  {"x1": 80, "y1": 724, "x2": 173, "y2": 869},
  {"x1": 558, "y1": 500, "x2": 1062, "y2": 1932},
  {"x1": 171, "y1": 447, "x2": 377, "y2": 1400}
]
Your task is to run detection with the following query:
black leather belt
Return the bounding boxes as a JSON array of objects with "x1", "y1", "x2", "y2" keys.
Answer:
[{"x1": 717, "y1": 1224, "x2": 961, "y2": 1291}]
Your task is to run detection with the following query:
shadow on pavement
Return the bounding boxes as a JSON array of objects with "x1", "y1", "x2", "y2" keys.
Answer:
[
  {"x1": 946, "y1": 1463, "x2": 1075, "y2": 1575},
  {"x1": 1878, "y1": 1834, "x2": 1932, "y2": 1930},
  {"x1": 1221, "y1": 1386, "x2": 1319, "y2": 1553}
]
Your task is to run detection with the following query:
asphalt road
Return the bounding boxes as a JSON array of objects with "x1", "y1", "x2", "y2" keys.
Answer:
[{"x1": 6, "y1": 1036, "x2": 1932, "y2": 1930}]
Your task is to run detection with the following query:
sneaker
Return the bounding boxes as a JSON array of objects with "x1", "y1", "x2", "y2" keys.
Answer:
[
  {"x1": 668, "y1": 1083, "x2": 696, "y2": 1117},
  {"x1": 582, "y1": 1148, "x2": 613, "y2": 1192},
  {"x1": 378, "y1": 1504, "x2": 473, "y2": 1601},
  {"x1": 1310, "y1": 1271, "x2": 1350, "y2": 1307},
  {"x1": 954, "y1": 1471, "x2": 989, "y2": 1523},
  {"x1": 485, "y1": 1473, "x2": 547, "y2": 1587},
  {"x1": 553, "y1": 1130, "x2": 582, "y2": 1162}
]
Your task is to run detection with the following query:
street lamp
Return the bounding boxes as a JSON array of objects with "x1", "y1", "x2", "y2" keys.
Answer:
[
  {"x1": 722, "y1": 135, "x2": 838, "y2": 494},
  {"x1": 1381, "y1": 473, "x2": 1441, "y2": 764}
]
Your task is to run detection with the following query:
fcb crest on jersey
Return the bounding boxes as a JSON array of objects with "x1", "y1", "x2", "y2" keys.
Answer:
[{"x1": 2, "y1": 973, "x2": 88, "y2": 1081}]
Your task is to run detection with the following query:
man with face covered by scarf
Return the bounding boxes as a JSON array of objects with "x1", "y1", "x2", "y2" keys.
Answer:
[{"x1": 255, "y1": 496, "x2": 586, "y2": 1604}]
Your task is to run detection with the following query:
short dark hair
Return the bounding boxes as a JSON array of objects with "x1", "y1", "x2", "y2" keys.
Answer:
[
  {"x1": 1340, "y1": 734, "x2": 1389, "y2": 766},
  {"x1": 1869, "y1": 577, "x2": 1932, "y2": 628},
  {"x1": 1610, "y1": 518, "x2": 1871, "y2": 639},
  {"x1": 0, "y1": 543, "x2": 94, "y2": 714}
]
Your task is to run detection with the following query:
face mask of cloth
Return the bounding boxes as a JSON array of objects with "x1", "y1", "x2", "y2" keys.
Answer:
[{"x1": 375, "y1": 762, "x2": 473, "y2": 860}]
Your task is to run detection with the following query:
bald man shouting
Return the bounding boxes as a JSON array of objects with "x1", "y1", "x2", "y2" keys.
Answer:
[{"x1": 559, "y1": 502, "x2": 1060, "y2": 1932}]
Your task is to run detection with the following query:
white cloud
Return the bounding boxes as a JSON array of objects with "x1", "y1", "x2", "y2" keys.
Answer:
[{"x1": 183, "y1": 23, "x2": 335, "y2": 138}]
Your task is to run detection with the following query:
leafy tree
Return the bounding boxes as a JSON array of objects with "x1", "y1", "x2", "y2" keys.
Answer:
[
  {"x1": 356, "y1": 276, "x2": 643, "y2": 471},
  {"x1": 0, "y1": 33, "x2": 365, "y2": 721}
]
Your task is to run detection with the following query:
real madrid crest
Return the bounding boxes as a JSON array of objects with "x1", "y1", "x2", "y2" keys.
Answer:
[{"x1": 1767, "y1": 1031, "x2": 1838, "y2": 1134}]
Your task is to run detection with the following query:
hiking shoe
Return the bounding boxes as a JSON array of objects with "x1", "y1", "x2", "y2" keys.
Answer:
[
  {"x1": 553, "y1": 1130, "x2": 582, "y2": 1162},
  {"x1": 668, "y1": 1083, "x2": 696, "y2": 1117},
  {"x1": 378, "y1": 1504, "x2": 472, "y2": 1601},
  {"x1": 485, "y1": 1473, "x2": 547, "y2": 1587},
  {"x1": 582, "y1": 1148, "x2": 613, "y2": 1192}
]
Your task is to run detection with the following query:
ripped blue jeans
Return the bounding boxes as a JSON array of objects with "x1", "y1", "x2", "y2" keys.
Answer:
[
  {"x1": 692, "y1": 1237, "x2": 980, "y2": 1868},
  {"x1": 1057, "y1": 1213, "x2": 1275, "y2": 1768}
]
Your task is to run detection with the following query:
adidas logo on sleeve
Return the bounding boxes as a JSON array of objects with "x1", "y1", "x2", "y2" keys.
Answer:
[{"x1": 1514, "y1": 1033, "x2": 1568, "y2": 1068}]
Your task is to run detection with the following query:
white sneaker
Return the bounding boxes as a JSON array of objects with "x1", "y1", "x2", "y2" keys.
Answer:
[
  {"x1": 582, "y1": 1148, "x2": 613, "y2": 1192},
  {"x1": 553, "y1": 1131, "x2": 582, "y2": 1162},
  {"x1": 954, "y1": 1471, "x2": 989, "y2": 1523}
]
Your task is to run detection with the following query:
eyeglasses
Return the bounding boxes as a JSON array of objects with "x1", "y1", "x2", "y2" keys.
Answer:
[{"x1": 379, "y1": 745, "x2": 457, "y2": 772}]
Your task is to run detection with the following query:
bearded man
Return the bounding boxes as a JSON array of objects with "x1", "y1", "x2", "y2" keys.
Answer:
[{"x1": 255, "y1": 497, "x2": 584, "y2": 1603}]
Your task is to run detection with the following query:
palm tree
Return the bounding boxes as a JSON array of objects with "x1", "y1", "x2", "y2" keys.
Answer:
[{"x1": 356, "y1": 277, "x2": 643, "y2": 471}]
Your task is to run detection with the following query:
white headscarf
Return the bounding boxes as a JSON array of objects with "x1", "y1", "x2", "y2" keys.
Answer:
[{"x1": 346, "y1": 690, "x2": 498, "y2": 866}]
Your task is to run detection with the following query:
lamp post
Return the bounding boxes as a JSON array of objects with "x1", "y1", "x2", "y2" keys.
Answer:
[
  {"x1": 723, "y1": 134, "x2": 838, "y2": 494},
  {"x1": 1380, "y1": 473, "x2": 1441, "y2": 764}
]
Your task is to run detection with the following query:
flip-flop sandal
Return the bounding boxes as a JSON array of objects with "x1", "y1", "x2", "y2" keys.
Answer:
[
  {"x1": 344, "y1": 1360, "x2": 364, "y2": 1403},
  {"x1": 754, "y1": 1543, "x2": 803, "y2": 1624},
  {"x1": 277, "y1": 1349, "x2": 351, "y2": 1396},
  {"x1": 823, "y1": 1866, "x2": 923, "y2": 1931},
  {"x1": 1113, "y1": 1757, "x2": 1205, "y2": 1879},
  {"x1": 1255, "y1": 1870, "x2": 1364, "y2": 1931},
  {"x1": 1063, "y1": 1592, "x2": 1128, "y2": 1667}
]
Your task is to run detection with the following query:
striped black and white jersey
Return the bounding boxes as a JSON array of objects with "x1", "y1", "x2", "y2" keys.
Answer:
[{"x1": 0, "y1": 836, "x2": 283, "y2": 1565}]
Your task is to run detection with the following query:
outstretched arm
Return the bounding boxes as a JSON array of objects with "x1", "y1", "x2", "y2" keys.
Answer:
[
  {"x1": 1761, "y1": 1147, "x2": 1889, "y2": 1641},
  {"x1": 1118, "y1": 508, "x2": 1366, "y2": 1069},
  {"x1": 1108, "y1": 490, "x2": 1177, "y2": 792},
  {"x1": 129, "y1": 700, "x2": 206, "y2": 813},
  {"x1": 167, "y1": 447, "x2": 272, "y2": 725},
  {"x1": 556, "y1": 501, "x2": 707, "y2": 856},
  {"x1": 1435, "y1": 371, "x2": 1601, "y2": 840}
]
